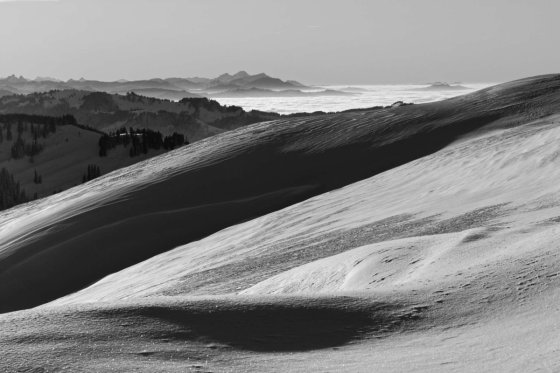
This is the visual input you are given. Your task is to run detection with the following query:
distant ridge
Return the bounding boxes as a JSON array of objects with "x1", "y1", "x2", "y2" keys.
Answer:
[
  {"x1": 0, "y1": 72, "x2": 354, "y2": 99},
  {"x1": 415, "y1": 82, "x2": 469, "y2": 91},
  {"x1": 0, "y1": 90, "x2": 280, "y2": 141}
]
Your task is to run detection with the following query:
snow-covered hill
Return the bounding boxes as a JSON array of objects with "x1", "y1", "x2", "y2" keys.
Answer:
[{"x1": 1, "y1": 75, "x2": 560, "y2": 372}]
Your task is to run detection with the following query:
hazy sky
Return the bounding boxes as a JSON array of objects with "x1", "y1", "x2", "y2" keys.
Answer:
[{"x1": 0, "y1": 0, "x2": 559, "y2": 84}]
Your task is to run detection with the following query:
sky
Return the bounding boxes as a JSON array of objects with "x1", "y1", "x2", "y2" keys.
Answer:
[{"x1": 0, "y1": 0, "x2": 559, "y2": 84}]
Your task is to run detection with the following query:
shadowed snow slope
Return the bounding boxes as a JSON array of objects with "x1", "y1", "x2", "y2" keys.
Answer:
[{"x1": 1, "y1": 75, "x2": 560, "y2": 372}]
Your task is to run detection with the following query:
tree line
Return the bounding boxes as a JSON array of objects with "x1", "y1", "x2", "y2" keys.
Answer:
[
  {"x1": 0, "y1": 114, "x2": 78, "y2": 162},
  {"x1": 82, "y1": 164, "x2": 101, "y2": 183},
  {"x1": 0, "y1": 114, "x2": 82, "y2": 211},
  {"x1": 0, "y1": 168, "x2": 28, "y2": 210},
  {"x1": 0, "y1": 114, "x2": 77, "y2": 128},
  {"x1": 98, "y1": 127, "x2": 188, "y2": 157}
]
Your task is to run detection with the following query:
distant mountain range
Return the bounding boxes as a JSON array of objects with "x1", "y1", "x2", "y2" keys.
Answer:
[{"x1": 0, "y1": 72, "x2": 353, "y2": 100}]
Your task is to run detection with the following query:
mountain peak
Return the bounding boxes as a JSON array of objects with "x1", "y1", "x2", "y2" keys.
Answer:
[
  {"x1": 252, "y1": 72, "x2": 269, "y2": 79},
  {"x1": 33, "y1": 76, "x2": 62, "y2": 83},
  {"x1": 232, "y1": 71, "x2": 250, "y2": 79},
  {"x1": 2, "y1": 75, "x2": 28, "y2": 83}
]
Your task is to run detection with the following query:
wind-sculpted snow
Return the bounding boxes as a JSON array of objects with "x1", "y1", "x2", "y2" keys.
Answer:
[
  {"x1": 50, "y1": 110, "x2": 560, "y2": 304},
  {"x1": 1, "y1": 75, "x2": 560, "y2": 371}
]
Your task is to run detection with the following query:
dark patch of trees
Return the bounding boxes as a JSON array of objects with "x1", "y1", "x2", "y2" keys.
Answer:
[
  {"x1": 98, "y1": 127, "x2": 189, "y2": 157},
  {"x1": 82, "y1": 164, "x2": 101, "y2": 183},
  {"x1": 178, "y1": 97, "x2": 247, "y2": 115},
  {"x1": 0, "y1": 113, "x2": 76, "y2": 128},
  {"x1": 8, "y1": 130, "x2": 46, "y2": 160},
  {"x1": 163, "y1": 132, "x2": 185, "y2": 150},
  {"x1": 10, "y1": 136, "x2": 25, "y2": 159},
  {"x1": 80, "y1": 92, "x2": 120, "y2": 112},
  {"x1": 73, "y1": 123, "x2": 105, "y2": 135},
  {"x1": 33, "y1": 169, "x2": 42, "y2": 184},
  {"x1": 0, "y1": 168, "x2": 28, "y2": 210},
  {"x1": 6, "y1": 123, "x2": 13, "y2": 141},
  {"x1": 180, "y1": 97, "x2": 233, "y2": 112},
  {"x1": 1, "y1": 114, "x2": 80, "y2": 161}
]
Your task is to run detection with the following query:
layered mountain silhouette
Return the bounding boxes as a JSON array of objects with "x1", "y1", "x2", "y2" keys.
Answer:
[{"x1": 0, "y1": 72, "x2": 350, "y2": 100}]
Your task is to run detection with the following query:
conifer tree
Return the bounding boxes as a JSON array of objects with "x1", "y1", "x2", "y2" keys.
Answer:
[{"x1": 6, "y1": 124, "x2": 12, "y2": 141}]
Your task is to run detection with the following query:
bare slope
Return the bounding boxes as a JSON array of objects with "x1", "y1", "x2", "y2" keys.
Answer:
[{"x1": 0, "y1": 75, "x2": 559, "y2": 317}]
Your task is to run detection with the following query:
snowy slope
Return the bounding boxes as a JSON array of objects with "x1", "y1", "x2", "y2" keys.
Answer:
[{"x1": 1, "y1": 75, "x2": 560, "y2": 372}]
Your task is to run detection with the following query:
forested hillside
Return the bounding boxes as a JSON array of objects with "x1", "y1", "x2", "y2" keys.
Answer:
[
  {"x1": 0, "y1": 91, "x2": 280, "y2": 142},
  {"x1": 0, "y1": 114, "x2": 192, "y2": 211}
]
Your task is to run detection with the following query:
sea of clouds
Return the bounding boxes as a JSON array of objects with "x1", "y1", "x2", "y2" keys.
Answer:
[{"x1": 213, "y1": 83, "x2": 495, "y2": 114}]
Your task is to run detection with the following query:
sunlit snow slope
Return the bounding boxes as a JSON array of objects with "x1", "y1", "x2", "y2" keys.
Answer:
[{"x1": 1, "y1": 75, "x2": 560, "y2": 372}]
